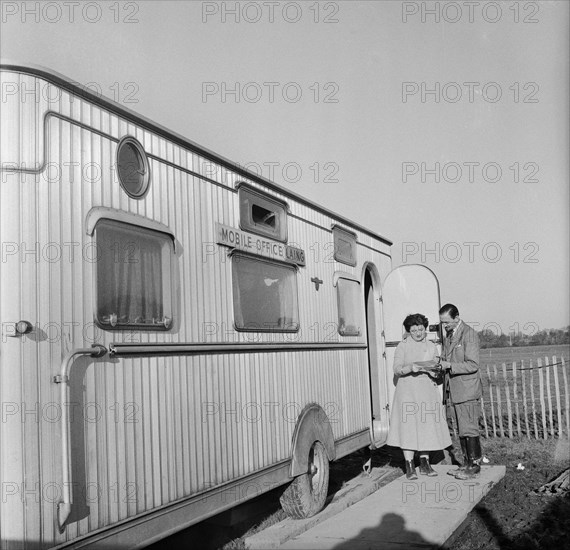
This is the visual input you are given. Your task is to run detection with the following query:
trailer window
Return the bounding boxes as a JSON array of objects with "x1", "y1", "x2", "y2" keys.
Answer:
[
  {"x1": 336, "y1": 278, "x2": 362, "y2": 336},
  {"x1": 95, "y1": 220, "x2": 173, "y2": 330},
  {"x1": 332, "y1": 226, "x2": 357, "y2": 266},
  {"x1": 239, "y1": 186, "x2": 287, "y2": 242},
  {"x1": 232, "y1": 254, "x2": 299, "y2": 331}
]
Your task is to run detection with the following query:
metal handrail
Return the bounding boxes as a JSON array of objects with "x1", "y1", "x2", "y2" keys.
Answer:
[{"x1": 53, "y1": 344, "x2": 107, "y2": 532}]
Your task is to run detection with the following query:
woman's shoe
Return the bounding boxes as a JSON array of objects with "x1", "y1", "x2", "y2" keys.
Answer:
[
  {"x1": 419, "y1": 456, "x2": 438, "y2": 476},
  {"x1": 405, "y1": 459, "x2": 418, "y2": 480}
]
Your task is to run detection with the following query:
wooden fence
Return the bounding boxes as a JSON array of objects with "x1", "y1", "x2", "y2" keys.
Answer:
[{"x1": 478, "y1": 356, "x2": 569, "y2": 439}]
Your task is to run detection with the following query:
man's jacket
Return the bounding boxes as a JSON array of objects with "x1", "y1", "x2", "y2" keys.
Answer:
[{"x1": 442, "y1": 322, "x2": 482, "y2": 403}]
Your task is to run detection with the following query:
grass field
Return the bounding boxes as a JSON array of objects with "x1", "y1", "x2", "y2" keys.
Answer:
[
  {"x1": 478, "y1": 344, "x2": 569, "y2": 403},
  {"x1": 480, "y1": 344, "x2": 569, "y2": 369}
]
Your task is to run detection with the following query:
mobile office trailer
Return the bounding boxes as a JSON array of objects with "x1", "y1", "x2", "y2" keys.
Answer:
[{"x1": 0, "y1": 63, "x2": 441, "y2": 549}]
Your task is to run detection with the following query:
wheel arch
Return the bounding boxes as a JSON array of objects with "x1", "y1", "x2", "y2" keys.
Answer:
[{"x1": 289, "y1": 403, "x2": 336, "y2": 477}]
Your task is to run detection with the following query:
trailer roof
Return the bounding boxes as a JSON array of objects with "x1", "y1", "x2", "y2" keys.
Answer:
[{"x1": 1, "y1": 61, "x2": 392, "y2": 246}]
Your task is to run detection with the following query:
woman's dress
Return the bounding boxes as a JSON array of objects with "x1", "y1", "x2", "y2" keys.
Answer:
[{"x1": 386, "y1": 337, "x2": 452, "y2": 450}]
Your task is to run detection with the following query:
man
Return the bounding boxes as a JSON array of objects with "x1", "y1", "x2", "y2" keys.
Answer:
[{"x1": 438, "y1": 303, "x2": 483, "y2": 479}]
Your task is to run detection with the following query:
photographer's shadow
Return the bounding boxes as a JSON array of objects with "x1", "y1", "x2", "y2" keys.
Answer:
[{"x1": 332, "y1": 511, "x2": 436, "y2": 549}]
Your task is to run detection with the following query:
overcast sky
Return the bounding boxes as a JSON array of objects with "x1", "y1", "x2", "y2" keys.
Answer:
[{"x1": 2, "y1": 0, "x2": 569, "y2": 334}]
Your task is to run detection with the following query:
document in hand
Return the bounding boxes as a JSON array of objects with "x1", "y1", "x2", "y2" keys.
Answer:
[{"x1": 414, "y1": 360, "x2": 441, "y2": 370}]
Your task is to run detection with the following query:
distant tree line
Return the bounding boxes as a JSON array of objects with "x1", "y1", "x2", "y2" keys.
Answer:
[{"x1": 477, "y1": 326, "x2": 570, "y2": 349}]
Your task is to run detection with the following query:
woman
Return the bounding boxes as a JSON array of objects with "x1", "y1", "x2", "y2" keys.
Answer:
[{"x1": 386, "y1": 313, "x2": 451, "y2": 479}]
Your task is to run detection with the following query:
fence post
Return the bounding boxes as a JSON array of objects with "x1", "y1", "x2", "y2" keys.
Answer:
[
  {"x1": 538, "y1": 358, "x2": 547, "y2": 440},
  {"x1": 521, "y1": 360, "x2": 530, "y2": 439},
  {"x1": 487, "y1": 365, "x2": 496, "y2": 437},
  {"x1": 503, "y1": 363, "x2": 513, "y2": 438},
  {"x1": 552, "y1": 355, "x2": 562, "y2": 438},
  {"x1": 562, "y1": 356, "x2": 569, "y2": 439},
  {"x1": 530, "y1": 361, "x2": 538, "y2": 440},
  {"x1": 512, "y1": 361, "x2": 521, "y2": 438},
  {"x1": 545, "y1": 356, "x2": 555, "y2": 437},
  {"x1": 494, "y1": 365, "x2": 504, "y2": 437}
]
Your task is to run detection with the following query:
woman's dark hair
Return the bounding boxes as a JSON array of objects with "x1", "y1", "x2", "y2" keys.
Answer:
[{"x1": 403, "y1": 313, "x2": 429, "y2": 332}]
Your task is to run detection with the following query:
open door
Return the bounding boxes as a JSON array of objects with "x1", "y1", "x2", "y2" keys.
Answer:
[
  {"x1": 382, "y1": 265, "x2": 441, "y2": 407},
  {"x1": 364, "y1": 267, "x2": 389, "y2": 447}
]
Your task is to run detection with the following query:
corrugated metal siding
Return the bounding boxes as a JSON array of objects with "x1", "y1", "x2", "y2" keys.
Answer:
[{"x1": 0, "y1": 71, "x2": 391, "y2": 549}]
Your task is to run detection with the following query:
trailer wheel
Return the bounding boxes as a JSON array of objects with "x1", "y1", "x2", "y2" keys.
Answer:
[{"x1": 280, "y1": 440, "x2": 329, "y2": 519}]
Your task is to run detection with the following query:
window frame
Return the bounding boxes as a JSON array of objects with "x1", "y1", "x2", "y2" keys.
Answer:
[
  {"x1": 332, "y1": 225, "x2": 358, "y2": 267},
  {"x1": 237, "y1": 183, "x2": 288, "y2": 242},
  {"x1": 334, "y1": 274, "x2": 363, "y2": 337},
  {"x1": 116, "y1": 136, "x2": 151, "y2": 199},
  {"x1": 93, "y1": 218, "x2": 175, "y2": 331},
  {"x1": 231, "y1": 251, "x2": 300, "y2": 333}
]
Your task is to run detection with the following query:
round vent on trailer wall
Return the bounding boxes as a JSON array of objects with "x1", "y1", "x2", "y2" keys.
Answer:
[{"x1": 116, "y1": 136, "x2": 150, "y2": 198}]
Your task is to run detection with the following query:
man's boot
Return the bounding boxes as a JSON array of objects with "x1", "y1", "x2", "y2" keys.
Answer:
[
  {"x1": 447, "y1": 437, "x2": 468, "y2": 476},
  {"x1": 454, "y1": 437, "x2": 482, "y2": 480}
]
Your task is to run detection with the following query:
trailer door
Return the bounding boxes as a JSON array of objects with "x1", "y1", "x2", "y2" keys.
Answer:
[
  {"x1": 382, "y1": 265, "x2": 441, "y2": 407},
  {"x1": 363, "y1": 266, "x2": 388, "y2": 447}
]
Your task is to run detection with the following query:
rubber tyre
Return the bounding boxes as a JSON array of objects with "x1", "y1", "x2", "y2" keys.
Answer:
[{"x1": 280, "y1": 441, "x2": 329, "y2": 519}]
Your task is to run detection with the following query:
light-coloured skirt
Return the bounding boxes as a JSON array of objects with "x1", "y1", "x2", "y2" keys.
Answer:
[{"x1": 386, "y1": 374, "x2": 452, "y2": 451}]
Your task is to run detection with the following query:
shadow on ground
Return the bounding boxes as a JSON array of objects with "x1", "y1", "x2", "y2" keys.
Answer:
[{"x1": 330, "y1": 511, "x2": 436, "y2": 550}]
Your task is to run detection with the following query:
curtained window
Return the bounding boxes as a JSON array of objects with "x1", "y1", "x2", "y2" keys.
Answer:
[
  {"x1": 95, "y1": 220, "x2": 173, "y2": 330},
  {"x1": 232, "y1": 254, "x2": 299, "y2": 332}
]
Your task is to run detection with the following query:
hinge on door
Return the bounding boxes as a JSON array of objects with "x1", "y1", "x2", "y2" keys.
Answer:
[
  {"x1": 381, "y1": 331, "x2": 385, "y2": 338},
  {"x1": 379, "y1": 296, "x2": 383, "y2": 303},
  {"x1": 384, "y1": 404, "x2": 390, "y2": 412},
  {"x1": 382, "y1": 351, "x2": 386, "y2": 359}
]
